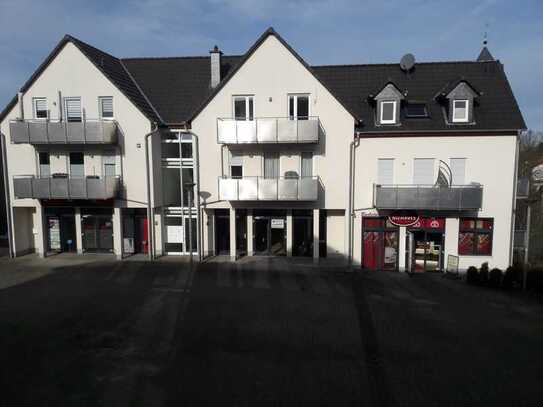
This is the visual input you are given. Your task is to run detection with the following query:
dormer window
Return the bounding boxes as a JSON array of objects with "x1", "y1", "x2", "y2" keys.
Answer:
[
  {"x1": 380, "y1": 101, "x2": 397, "y2": 124},
  {"x1": 452, "y1": 99, "x2": 469, "y2": 123}
]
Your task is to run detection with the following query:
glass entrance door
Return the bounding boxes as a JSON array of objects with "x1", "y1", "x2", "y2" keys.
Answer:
[
  {"x1": 410, "y1": 230, "x2": 444, "y2": 272},
  {"x1": 253, "y1": 217, "x2": 269, "y2": 254},
  {"x1": 82, "y1": 215, "x2": 113, "y2": 253},
  {"x1": 253, "y1": 216, "x2": 286, "y2": 256}
]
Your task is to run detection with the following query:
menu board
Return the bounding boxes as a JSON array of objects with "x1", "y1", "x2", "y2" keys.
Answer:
[{"x1": 48, "y1": 218, "x2": 61, "y2": 250}]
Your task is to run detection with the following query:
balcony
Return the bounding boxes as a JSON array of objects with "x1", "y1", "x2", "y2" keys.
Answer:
[
  {"x1": 219, "y1": 176, "x2": 319, "y2": 201},
  {"x1": 374, "y1": 184, "x2": 483, "y2": 211},
  {"x1": 217, "y1": 117, "x2": 320, "y2": 144},
  {"x1": 10, "y1": 119, "x2": 118, "y2": 144},
  {"x1": 13, "y1": 175, "x2": 121, "y2": 200}
]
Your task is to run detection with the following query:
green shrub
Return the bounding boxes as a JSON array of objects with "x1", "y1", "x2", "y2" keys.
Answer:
[
  {"x1": 489, "y1": 268, "x2": 503, "y2": 288},
  {"x1": 503, "y1": 267, "x2": 515, "y2": 290},
  {"x1": 479, "y1": 262, "x2": 489, "y2": 285},
  {"x1": 466, "y1": 266, "x2": 478, "y2": 284}
]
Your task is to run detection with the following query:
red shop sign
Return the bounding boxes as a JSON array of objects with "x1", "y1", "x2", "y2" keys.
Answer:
[
  {"x1": 388, "y1": 215, "x2": 420, "y2": 227},
  {"x1": 410, "y1": 217, "x2": 445, "y2": 230}
]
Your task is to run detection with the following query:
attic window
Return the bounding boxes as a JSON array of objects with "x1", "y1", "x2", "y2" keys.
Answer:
[
  {"x1": 452, "y1": 99, "x2": 469, "y2": 123},
  {"x1": 380, "y1": 101, "x2": 397, "y2": 124},
  {"x1": 405, "y1": 103, "x2": 428, "y2": 118}
]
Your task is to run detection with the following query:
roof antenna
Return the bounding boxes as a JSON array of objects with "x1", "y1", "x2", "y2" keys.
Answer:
[{"x1": 483, "y1": 22, "x2": 489, "y2": 46}]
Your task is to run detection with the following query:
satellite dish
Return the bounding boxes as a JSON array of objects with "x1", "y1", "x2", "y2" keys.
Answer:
[{"x1": 400, "y1": 53, "x2": 415, "y2": 71}]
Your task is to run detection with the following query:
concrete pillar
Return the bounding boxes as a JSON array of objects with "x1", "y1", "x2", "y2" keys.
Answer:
[
  {"x1": 247, "y1": 209, "x2": 254, "y2": 256},
  {"x1": 229, "y1": 207, "x2": 236, "y2": 260},
  {"x1": 113, "y1": 207, "x2": 123, "y2": 260},
  {"x1": 286, "y1": 209, "x2": 293, "y2": 257},
  {"x1": 398, "y1": 226, "x2": 406, "y2": 272},
  {"x1": 313, "y1": 209, "x2": 319, "y2": 263},
  {"x1": 35, "y1": 203, "x2": 47, "y2": 258},
  {"x1": 75, "y1": 208, "x2": 83, "y2": 254}
]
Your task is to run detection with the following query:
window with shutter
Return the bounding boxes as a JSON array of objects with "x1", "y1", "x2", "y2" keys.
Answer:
[
  {"x1": 230, "y1": 152, "x2": 243, "y2": 178},
  {"x1": 33, "y1": 98, "x2": 47, "y2": 119},
  {"x1": 413, "y1": 158, "x2": 434, "y2": 185},
  {"x1": 377, "y1": 159, "x2": 394, "y2": 185},
  {"x1": 301, "y1": 152, "x2": 313, "y2": 177},
  {"x1": 65, "y1": 98, "x2": 82, "y2": 122},
  {"x1": 99, "y1": 97, "x2": 113, "y2": 119},
  {"x1": 450, "y1": 158, "x2": 466, "y2": 185},
  {"x1": 264, "y1": 153, "x2": 279, "y2": 178}
]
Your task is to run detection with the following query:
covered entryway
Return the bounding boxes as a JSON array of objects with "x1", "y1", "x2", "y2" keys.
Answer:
[
  {"x1": 407, "y1": 217, "x2": 445, "y2": 272},
  {"x1": 253, "y1": 210, "x2": 286, "y2": 256},
  {"x1": 81, "y1": 208, "x2": 114, "y2": 253},
  {"x1": 45, "y1": 207, "x2": 76, "y2": 253}
]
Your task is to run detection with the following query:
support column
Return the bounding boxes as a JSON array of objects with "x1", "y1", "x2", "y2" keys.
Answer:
[
  {"x1": 398, "y1": 226, "x2": 406, "y2": 272},
  {"x1": 313, "y1": 209, "x2": 319, "y2": 263},
  {"x1": 229, "y1": 207, "x2": 236, "y2": 260},
  {"x1": 35, "y1": 203, "x2": 47, "y2": 258},
  {"x1": 75, "y1": 208, "x2": 83, "y2": 254},
  {"x1": 113, "y1": 206, "x2": 123, "y2": 260},
  {"x1": 286, "y1": 209, "x2": 293, "y2": 257},
  {"x1": 247, "y1": 209, "x2": 254, "y2": 256}
]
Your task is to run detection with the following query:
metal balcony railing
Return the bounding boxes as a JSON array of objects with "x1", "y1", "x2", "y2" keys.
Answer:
[
  {"x1": 13, "y1": 175, "x2": 121, "y2": 200},
  {"x1": 217, "y1": 117, "x2": 320, "y2": 144},
  {"x1": 218, "y1": 176, "x2": 319, "y2": 201},
  {"x1": 10, "y1": 119, "x2": 118, "y2": 144},
  {"x1": 374, "y1": 184, "x2": 483, "y2": 211}
]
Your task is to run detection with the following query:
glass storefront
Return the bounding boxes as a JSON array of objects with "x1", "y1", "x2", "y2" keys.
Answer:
[
  {"x1": 362, "y1": 217, "x2": 399, "y2": 271},
  {"x1": 81, "y1": 208, "x2": 114, "y2": 253}
]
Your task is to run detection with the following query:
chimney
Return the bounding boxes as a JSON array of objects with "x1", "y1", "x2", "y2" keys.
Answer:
[{"x1": 210, "y1": 45, "x2": 222, "y2": 88}]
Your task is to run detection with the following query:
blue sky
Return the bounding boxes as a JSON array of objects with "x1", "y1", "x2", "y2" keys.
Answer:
[{"x1": 1, "y1": 0, "x2": 542, "y2": 130}]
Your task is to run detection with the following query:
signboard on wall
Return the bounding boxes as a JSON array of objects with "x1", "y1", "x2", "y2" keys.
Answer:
[
  {"x1": 271, "y1": 219, "x2": 285, "y2": 229},
  {"x1": 411, "y1": 217, "x2": 445, "y2": 230},
  {"x1": 388, "y1": 215, "x2": 419, "y2": 227}
]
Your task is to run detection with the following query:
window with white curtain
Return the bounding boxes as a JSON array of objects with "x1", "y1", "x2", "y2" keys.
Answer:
[
  {"x1": 377, "y1": 159, "x2": 394, "y2": 185},
  {"x1": 413, "y1": 158, "x2": 435, "y2": 185},
  {"x1": 450, "y1": 158, "x2": 466, "y2": 185}
]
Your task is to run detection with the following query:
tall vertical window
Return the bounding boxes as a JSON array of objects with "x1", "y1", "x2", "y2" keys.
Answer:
[
  {"x1": 377, "y1": 158, "x2": 394, "y2": 185},
  {"x1": 450, "y1": 158, "x2": 466, "y2": 185},
  {"x1": 103, "y1": 155, "x2": 116, "y2": 177},
  {"x1": 233, "y1": 96, "x2": 254, "y2": 120},
  {"x1": 65, "y1": 97, "x2": 82, "y2": 122},
  {"x1": 69, "y1": 152, "x2": 84, "y2": 178},
  {"x1": 39, "y1": 152, "x2": 50, "y2": 177},
  {"x1": 458, "y1": 218, "x2": 493, "y2": 255},
  {"x1": 301, "y1": 152, "x2": 313, "y2": 177},
  {"x1": 99, "y1": 96, "x2": 113, "y2": 119},
  {"x1": 380, "y1": 101, "x2": 397, "y2": 124},
  {"x1": 288, "y1": 95, "x2": 309, "y2": 120},
  {"x1": 230, "y1": 153, "x2": 243, "y2": 178},
  {"x1": 452, "y1": 99, "x2": 469, "y2": 123},
  {"x1": 33, "y1": 98, "x2": 48, "y2": 119},
  {"x1": 413, "y1": 158, "x2": 434, "y2": 185},
  {"x1": 264, "y1": 152, "x2": 279, "y2": 178}
]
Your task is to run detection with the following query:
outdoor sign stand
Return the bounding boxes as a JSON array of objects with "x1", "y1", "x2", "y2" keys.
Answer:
[{"x1": 444, "y1": 254, "x2": 460, "y2": 279}]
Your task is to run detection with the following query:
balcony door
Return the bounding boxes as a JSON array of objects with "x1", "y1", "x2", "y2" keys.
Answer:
[
  {"x1": 69, "y1": 152, "x2": 84, "y2": 178},
  {"x1": 233, "y1": 96, "x2": 254, "y2": 121},
  {"x1": 264, "y1": 152, "x2": 279, "y2": 179},
  {"x1": 288, "y1": 94, "x2": 309, "y2": 120}
]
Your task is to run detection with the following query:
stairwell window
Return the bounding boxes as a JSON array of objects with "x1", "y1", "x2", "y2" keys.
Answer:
[
  {"x1": 33, "y1": 98, "x2": 48, "y2": 119},
  {"x1": 288, "y1": 95, "x2": 309, "y2": 120},
  {"x1": 39, "y1": 152, "x2": 50, "y2": 177},
  {"x1": 65, "y1": 97, "x2": 82, "y2": 122},
  {"x1": 99, "y1": 96, "x2": 114, "y2": 119},
  {"x1": 380, "y1": 101, "x2": 397, "y2": 124},
  {"x1": 452, "y1": 99, "x2": 469, "y2": 123},
  {"x1": 233, "y1": 96, "x2": 254, "y2": 120}
]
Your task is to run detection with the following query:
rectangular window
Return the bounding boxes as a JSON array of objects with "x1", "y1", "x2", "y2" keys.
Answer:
[
  {"x1": 39, "y1": 152, "x2": 50, "y2": 177},
  {"x1": 288, "y1": 95, "x2": 310, "y2": 120},
  {"x1": 452, "y1": 99, "x2": 469, "y2": 123},
  {"x1": 380, "y1": 101, "x2": 397, "y2": 124},
  {"x1": 233, "y1": 96, "x2": 254, "y2": 121},
  {"x1": 405, "y1": 103, "x2": 428, "y2": 118},
  {"x1": 413, "y1": 158, "x2": 434, "y2": 185},
  {"x1": 377, "y1": 158, "x2": 394, "y2": 185},
  {"x1": 450, "y1": 158, "x2": 466, "y2": 185},
  {"x1": 182, "y1": 168, "x2": 195, "y2": 207},
  {"x1": 103, "y1": 155, "x2": 116, "y2": 177},
  {"x1": 301, "y1": 152, "x2": 313, "y2": 177},
  {"x1": 99, "y1": 96, "x2": 113, "y2": 119},
  {"x1": 264, "y1": 152, "x2": 279, "y2": 178},
  {"x1": 65, "y1": 97, "x2": 82, "y2": 122},
  {"x1": 230, "y1": 153, "x2": 243, "y2": 178},
  {"x1": 69, "y1": 152, "x2": 84, "y2": 178},
  {"x1": 33, "y1": 98, "x2": 48, "y2": 119},
  {"x1": 458, "y1": 218, "x2": 493, "y2": 255}
]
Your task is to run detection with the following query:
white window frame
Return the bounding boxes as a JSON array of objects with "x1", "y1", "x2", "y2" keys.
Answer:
[
  {"x1": 230, "y1": 152, "x2": 243, "y2": 178},
  {"x1": 452, "y1": 99, "x2": 469, "y2": 123},
  {"x1": 232, "y1": 95, "x2": 254, "y2": 121},
  {"x1": 288, "y1": 94, "x2": 310, "y2": 120},
  {"x1": 64, "y1": 97, "x2": 82, "y2": 122},
  {"x1": 380, "y1": 100, "x2": 397, "y2": 124},
  {"x1": 98, "y1": 96, "x2": 114, "y2": 120},
  {"x1": 33, "y1": 97, "x2": 48, "y2": 120}
]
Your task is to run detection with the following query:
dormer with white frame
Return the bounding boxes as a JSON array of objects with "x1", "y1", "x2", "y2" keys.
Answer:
[
  {"x1": 373, "y1": 83, "x2": 404, "y2": 126},
  {"x1": 443, "y1": 80, "x2": 479, "y2": 124}
]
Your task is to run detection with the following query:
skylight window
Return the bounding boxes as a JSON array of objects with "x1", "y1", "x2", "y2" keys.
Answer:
[{"x1": 405, "y1": 103, "x2": 428, "y2": 118}]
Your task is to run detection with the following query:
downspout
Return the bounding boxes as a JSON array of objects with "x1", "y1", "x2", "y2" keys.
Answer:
[
  {"x1": 145, "y1": 123, "x2": 160, "y2": 260},
  {"x1": 1, "y1": 132, "x2": 14, "y2": 258},
  {"x1": 348, "y1": 132, "x2": 361, "y2": 267}
]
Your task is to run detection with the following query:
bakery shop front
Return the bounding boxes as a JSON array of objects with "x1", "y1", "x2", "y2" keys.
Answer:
[{"x1": 362, "y1": 215, "x2": 446, "y2": 272}]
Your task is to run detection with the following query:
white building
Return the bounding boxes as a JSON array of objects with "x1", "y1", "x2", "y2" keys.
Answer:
[{"x1": 0, "y1": 28, "x2": 526, "y2": 271}]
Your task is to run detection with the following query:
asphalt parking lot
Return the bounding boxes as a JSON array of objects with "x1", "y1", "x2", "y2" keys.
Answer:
[{"x1": 0, "y1": 255, "x2": 542, "y2": 406}]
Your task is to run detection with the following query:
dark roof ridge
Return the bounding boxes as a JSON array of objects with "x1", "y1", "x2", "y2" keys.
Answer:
[
  {"x1": 65, "y1": 34, "x2": 120, "y2": 61},
  {"x1": 312, "y1": 60, "x2": 500, "y2": 69},
  {"x1": 122, "y1": 54, "x2": 243, "y2": 61}
]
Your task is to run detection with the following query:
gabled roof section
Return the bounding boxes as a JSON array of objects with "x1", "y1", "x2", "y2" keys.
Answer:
[
  {"x1": 187, "y1": 27, "x2": 361, "y2": 124},
  {"x1": 477, "y1": 46, "x2": 495, "y2": 62},
  {"x1": 0, "y1": 35, "x2": 160, "y2": 124},
  {"x1": 371, "y1": 82, "x2": 405, "y2": 100},
  {"x1": 436, "y1": 78, "x2": 480, "y2": 100}
]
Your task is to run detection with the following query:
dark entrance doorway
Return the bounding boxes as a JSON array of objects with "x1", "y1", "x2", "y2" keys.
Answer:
[
  {"x1": 253, "y1": 210, "x2": 286, "y2": 256},
  {"x1": 362, "y1": 217, "x2": 399, "y2": 271},
  {"x1": 215, "y1": 209, "x2": 230, "y2": 255},
  {"x1": 123, "y1": 209, "x2": 148, "y2": 255},
  {"x1": 293, "y1": 210, "x2": 313, "y2": 257},
  {"x1": 82, "y1": 209, "x2": 114, "y2": 253},
  {"x1": 407, "y1": 217, "x2": 445, "y2": 272},
  {"x1": 45, "y1": 208, "x2": 76, "y2": 253},
  {"x1": 236, "y1": 209, "x2": 247, "y2": 256}
]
